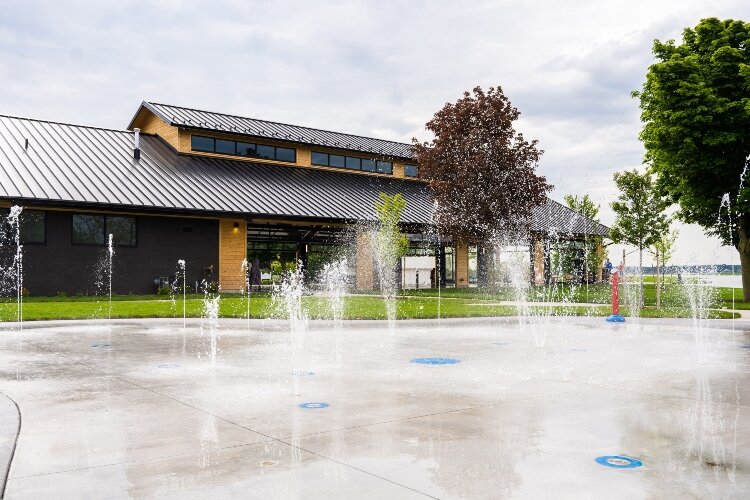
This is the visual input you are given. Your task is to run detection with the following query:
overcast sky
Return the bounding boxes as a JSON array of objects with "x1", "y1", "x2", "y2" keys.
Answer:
[{"x1": 1, "y1": 0, "x2": 748, "y2": 265}]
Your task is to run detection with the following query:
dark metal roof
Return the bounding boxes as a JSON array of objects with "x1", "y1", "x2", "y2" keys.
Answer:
[
  {"x1": 531, "y1": 198, "x2": 609, "y2": 238},
  {"x1": 0, "y1": 114, "x2": 608, "y2": 236},
  {"x1": 0, "y1": 114, "x2": 430, "y2": 223},
  {"x1": 132, "y1": 101, "x2": 415, "y2": 159}
]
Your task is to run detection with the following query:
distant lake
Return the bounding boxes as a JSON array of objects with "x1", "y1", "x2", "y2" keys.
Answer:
[
  {"x1": 685, "y1": 274, "x2": 742, "y2": 288},
  {"x1": 654, "y1": 273, "x2": 742, "y2": 288}
]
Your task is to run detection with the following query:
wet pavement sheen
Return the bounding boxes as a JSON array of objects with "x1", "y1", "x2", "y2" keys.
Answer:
[{"x1": 0, "y1": 317, "x2": 748, "y2": 499}]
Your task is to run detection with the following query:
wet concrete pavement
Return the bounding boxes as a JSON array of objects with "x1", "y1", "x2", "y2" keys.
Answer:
[{"x1": 0, "y1": 317, "x2": 748, "y2": 499}]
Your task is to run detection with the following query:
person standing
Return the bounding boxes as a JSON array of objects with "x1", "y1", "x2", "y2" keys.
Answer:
[{"x1": 604, "y1": 258, "x2": 613, "y2": 282}]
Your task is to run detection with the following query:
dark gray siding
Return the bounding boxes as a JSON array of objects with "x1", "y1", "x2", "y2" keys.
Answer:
[{"x1": 22, "y1": 211, "x2": 218, "y2": 296}]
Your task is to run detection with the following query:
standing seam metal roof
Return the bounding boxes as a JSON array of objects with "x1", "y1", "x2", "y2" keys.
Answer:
[
  {"x1": 0, "y1": 115, "x2": 431, "y2": 223},
  {"x1": 134, "y1": 101, "x2": 415, "y2": 159},
  {"x1": 0, "y1": 114, "x2": 608, "y2": 236}
]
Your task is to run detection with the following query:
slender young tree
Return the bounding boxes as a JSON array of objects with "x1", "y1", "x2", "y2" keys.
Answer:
[
  {"x1": 633, "y1": 17, "x2": 750, "y2": 299},
  {"x1": 650, "y1": 228, "x2": 678, "y2": 308},
  {"x1": 610, "y1": 169, "x2": 671, "y2": 305},
  {"x1": 373, "y1": 192, "x2": 409, "y2": 298}
]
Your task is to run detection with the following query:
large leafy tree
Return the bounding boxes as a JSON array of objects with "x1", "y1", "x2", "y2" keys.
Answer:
[
  {"x1": 610, "y1": 170, "x2": 671, "y2": 304},
  {"x1": 412, "y1": 86, "x2": 552, "y2": 243},
  {"x1": 633, "y1": 17, "x2": 750, "y2": 298}
]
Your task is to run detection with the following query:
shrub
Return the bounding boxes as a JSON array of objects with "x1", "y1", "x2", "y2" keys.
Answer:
[{"x1": 157, "y1": 285, "x2": 172, "y2": 295}]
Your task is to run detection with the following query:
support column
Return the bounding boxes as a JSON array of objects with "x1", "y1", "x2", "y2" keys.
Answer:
[
  {"x1": 596, "y1": 240, "x2": 604, "y2": 283},
  {"x1": 219, "y1": 218, "x2": 247, "y2": 292},
  {"x1": 355, "y1": 229, "x2": 374, "y2": 290},
  {"x1": 533, "y1": 236, "x2": 545, "y2": 285},
  {"x1": 455, "y1": 242, "x2": 469, "y2": 288}
]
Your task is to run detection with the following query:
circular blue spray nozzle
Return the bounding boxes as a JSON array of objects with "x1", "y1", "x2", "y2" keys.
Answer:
[
  {"x1": 411, "y1": 357, "x2": 460, "y2": 365},
  {"x1": 606, "y1": 315, "x2": 626, "y2": 323},
  {"x1": 298, "y1": 402, "x2": 329, "y2": 409},
  {"x1": 595, "y1": 456, "x2": 643, "y2": 469}
]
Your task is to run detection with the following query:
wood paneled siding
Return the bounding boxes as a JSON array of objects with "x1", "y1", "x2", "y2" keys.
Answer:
[{"x1": 219, "y1": 218, "x2": 247, "y2": 292}]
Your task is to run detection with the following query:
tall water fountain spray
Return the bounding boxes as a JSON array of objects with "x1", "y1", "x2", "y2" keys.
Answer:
[
  {"x1": 681, "y1": 263, "x2": 720, "y2": 365},
  {"x1": 320, "y1": 258, "x2": 348, "y2": 325},
  {"x1": 368, "y1": 224, "x2": 401, "y2": 326},
  {"x1": 241, "y1": 258, "x2": 250, "y2": 331},
  {"x1": 718, "y1": 193, "x2": 736, "y2": 316},
  {"x1": 274, "y1": 261, "x2": 307, "y2": 394},
  {"x1": 1, "y1": 206, "x2": 24, "y2": 326},
  {"x1": 177, "y1": 259, "x2": 186, "y2": 328},
  {"x1": 200, "y1": 279, "x2": 221, "y2": 363},
  {"x1": 320, "y1": 258, "x2": 348, "y2": 366},
  {"x1": 107, "y1": 234, "x2": 114, "y2": 322}
]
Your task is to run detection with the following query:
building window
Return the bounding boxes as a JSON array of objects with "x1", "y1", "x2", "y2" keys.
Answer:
[
  {"x1": 72, "y1": 214, "x2": 136, "y2": 246},
  {"x1": 345, "y1": 156, "x2": 360, "y2": 170},
  {"x1": 376, "y1": 161, "x2": 393, "y2": 174},
  {"x1": 19, "y1": 210, "x2": 45, "y2": 244},
  {"x1": 72, "y1": 214, "x2": 105, "y2": 245},
  {"x1": 1, "y1": 209, "x2": 45, "y2": 244},
  {"x1": 236, "y1": 141, "x2": 257, "y2": 156},
  {"x1": 361, "y1": 159, "x2": 376, "y2": 172},
  {"x1": 215, "y1": 139, "x2": 235, "y2": 155},
  {"x1": 329, "y1": 154, "x2": 345, "y2": 168},
  {"x1": 191, "y1": 135, "x2": 214, "y2": 152},
  {"x1": 311, "y1": 152, "x2": 329, "y2": 166},
  {"x1": 106, "y1": 216, "x2": 137, "y2": 246},
  {"x1": 275, "y1": 147, "x2": 296, "y2": 162},
  {"x1": 256, "y1": 144, "x2": 275, "y2": 159},
  {"x1": 190, "y1": 134, "x2": 296, "y2": 163},
  {"x1": 310, "y1": 151, "x2": 394, "y2": 174},
  {"x1": 404, "y1": 164, "x2": 419, "y2": 177}
]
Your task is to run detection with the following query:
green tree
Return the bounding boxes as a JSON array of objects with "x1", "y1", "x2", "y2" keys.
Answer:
[
  {"x1": 633, "y1": 17, "x2": 750, "y2": 299},
  {"x1": 373, "y1": 192, "x2": 409, "y2": 297},
  {"x1": 610, "y1": 170, "x2": 671, "y2": 303},
  {"x1": 564, "y1": 194, "x2": 606, "y2": 281},
  {"x1": 650, "y1": 228, "x2": 679, "y2": 308}
]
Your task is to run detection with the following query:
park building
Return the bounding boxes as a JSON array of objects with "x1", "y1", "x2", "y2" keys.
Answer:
[{"x1": 0, "y1": 101, "x2": 608, "y2": 296}]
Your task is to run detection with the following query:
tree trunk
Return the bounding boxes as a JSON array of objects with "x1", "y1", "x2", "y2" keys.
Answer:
[
  {"x1": 656, "y1": 249, "x2": 661, "y2": 309},
  {"x1": 737, "y1": 214, "x2": 750, "y2": 302},
  {"x1": 639, "y1": 247, "x2": 644, "y2": 310}
]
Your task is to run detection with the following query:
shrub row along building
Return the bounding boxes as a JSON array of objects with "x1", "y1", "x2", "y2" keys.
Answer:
[{"x1": 0, "y1": 102, "x2": 608, "y2": 295}]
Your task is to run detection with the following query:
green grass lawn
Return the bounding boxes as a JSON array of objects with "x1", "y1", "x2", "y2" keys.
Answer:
[
  {"x1": 0, "y1": 291, "x2": 737, "y2": 321},
  {"x1": 394, "y1": 282, "x2": 746, "y2": 310}
]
